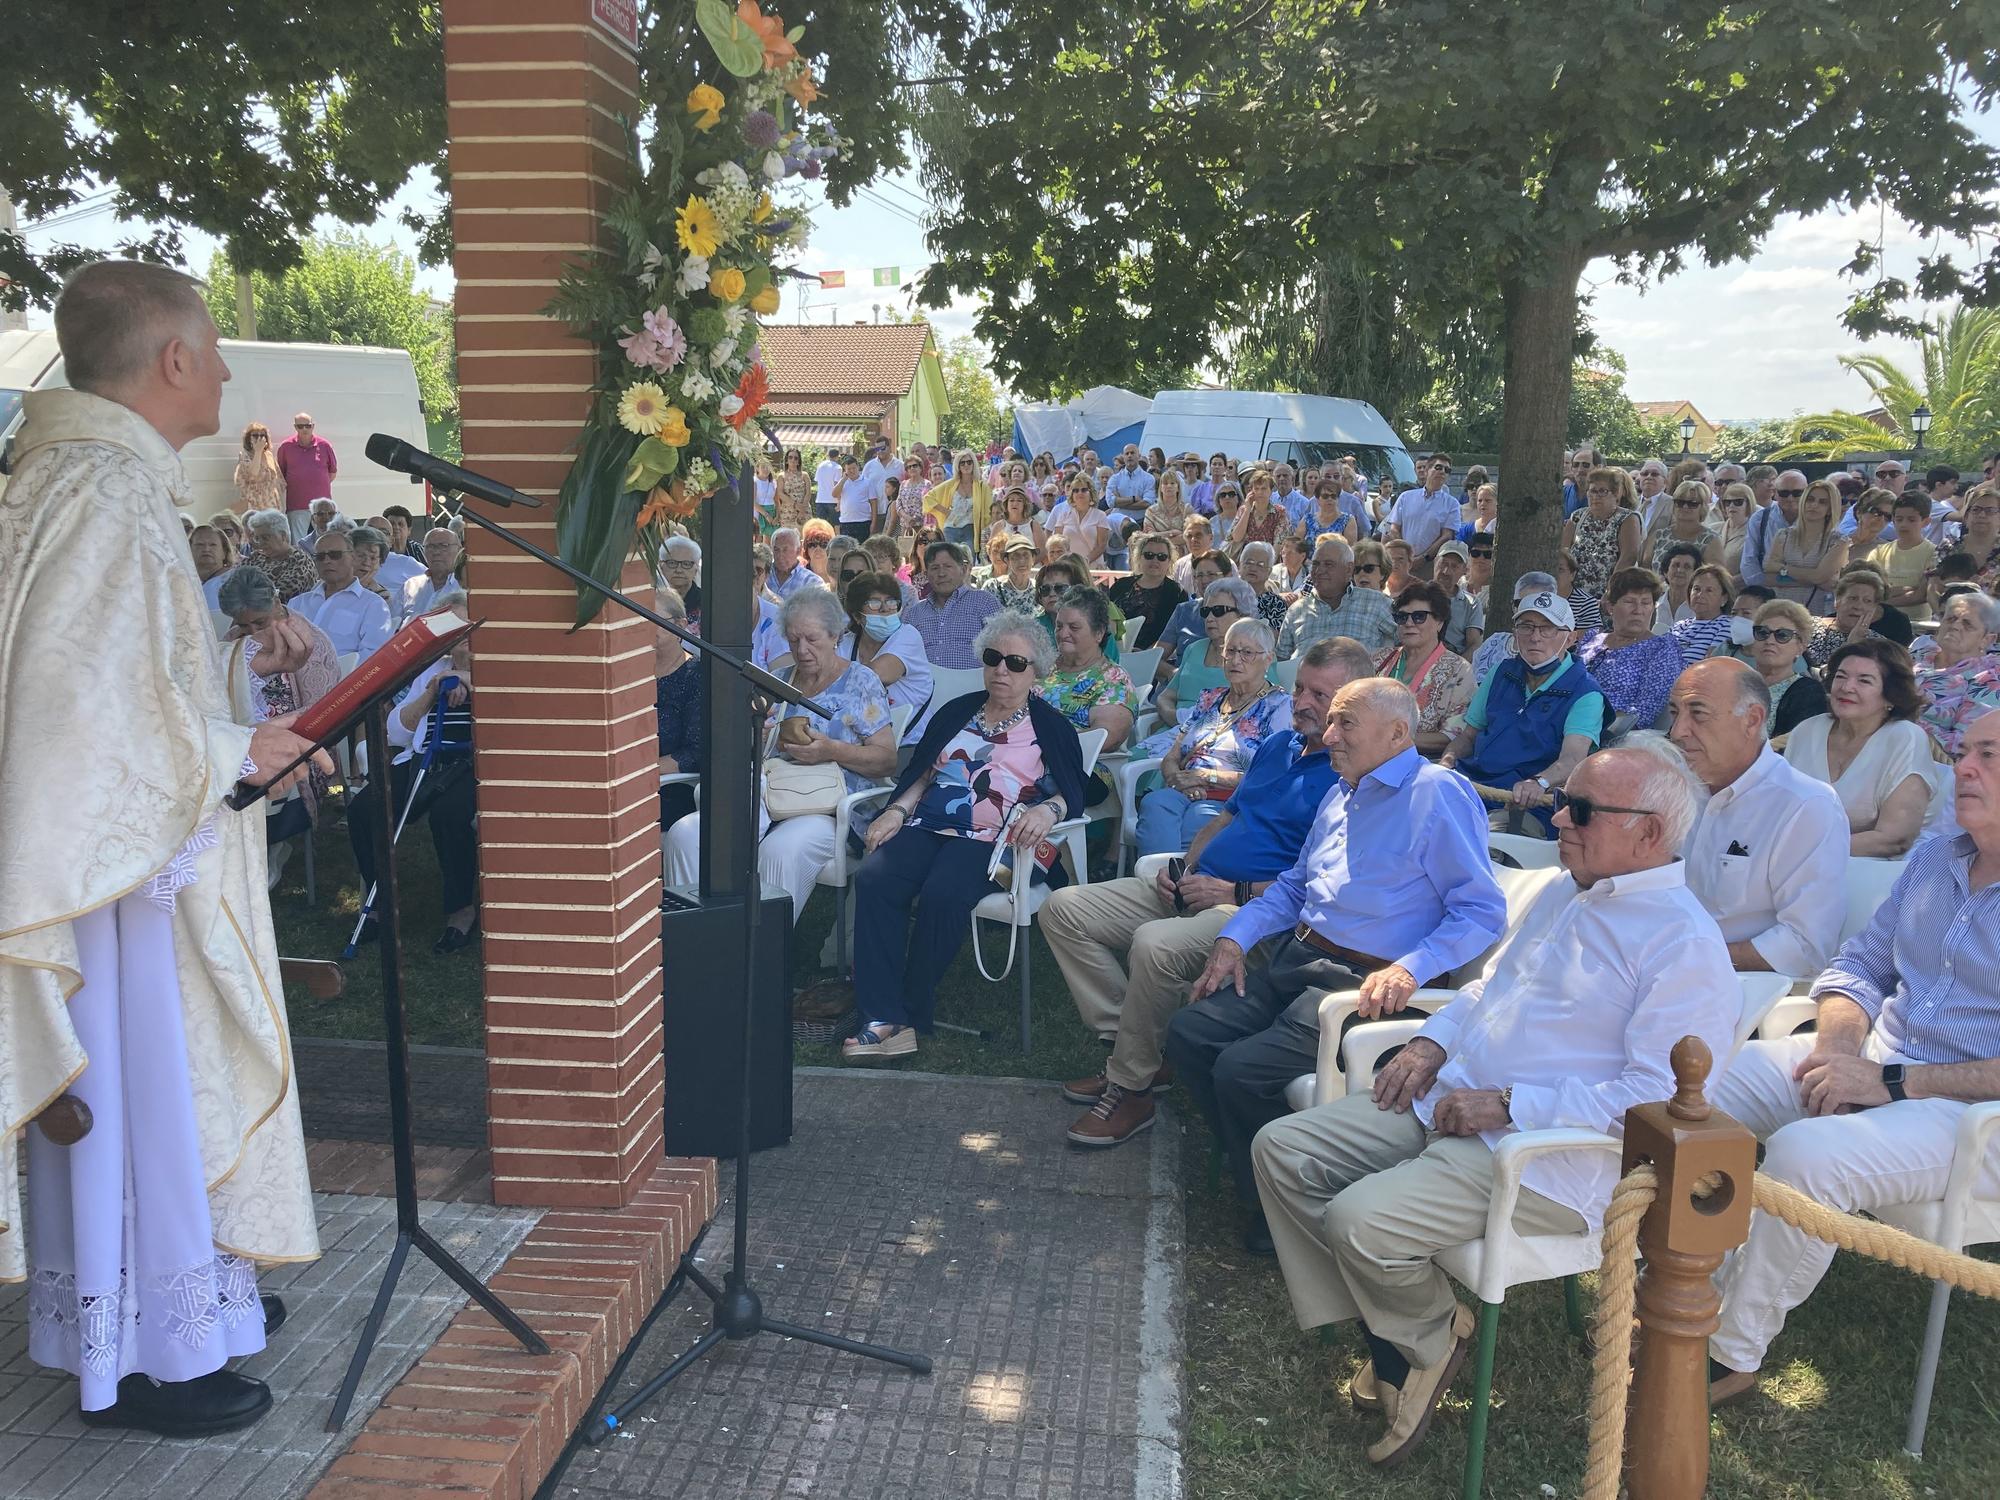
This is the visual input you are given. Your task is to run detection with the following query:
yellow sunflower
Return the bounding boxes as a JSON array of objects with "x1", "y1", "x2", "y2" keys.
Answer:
[
  {"x1": 617, "y1": 381, "x2": 670, "y2": 436},
  {"x1": 709, "y1": 265, "x2": 748, "y2": 302},
  {"x1": 675, "y1": 195, "x2": 722, "y2": 260}
]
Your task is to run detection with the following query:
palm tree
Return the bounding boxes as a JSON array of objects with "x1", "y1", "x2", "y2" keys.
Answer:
[{"x1": 1772, "y1": 306, "x2": 2000, "y2": 468}]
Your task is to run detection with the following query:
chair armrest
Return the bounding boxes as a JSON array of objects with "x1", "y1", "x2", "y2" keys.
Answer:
[
  {"x1": 1133, "y1": 852, "x2": 1179, "y2": 883},
  {"x1": 1115, "y1": 757, "x2": 1166, "y2": 849},
  {"x1": 1482, "y1": 1129, "x2": 1622, "y2": 1262},
  {"x1": 1938, "y1": 1101, "x2": 2000, "y2": 1250},
  {"x1": 1341, "y1": 1018, "x2": 1430, "y2": 1095},
  {"x1": 825, "y1": 784, "x2": 897, "y2": 881},
  {"x1": 1316, "y1": 991, "x2": 1457, "y2": 1105},
  {"x1": 659, "y1": 771, "x2": 700, "y2": 788},
  {"x1": 1755, "y1": 994, "x2": 1819, "y2": 1042}
]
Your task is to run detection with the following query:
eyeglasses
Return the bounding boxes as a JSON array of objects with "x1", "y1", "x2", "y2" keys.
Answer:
[
  {"x1": 806, "y1": 539, "x2": 828, "y2": 549},
  {"x1": 1139, "y1": 551, "x2": 1171, "y2": 563},
  {"x1": 1468, "y1": 548, "x2": 1495, "y2": 559},
  {"x1": 1776, "y1": 487, "x2": 1805, "y2": 498},
  {"x1": 862, "y1": 596, "x2": 900, "y2": 613},
  {"x1": 1674, "y1": 499, "x2": 1704, "y2": 509},
  {"x1": 314, "y1": 549, "x2": 348, "y2": 560},
  {"x1": 1752, "y1": 626, "x2": 1800, "y2": 643},
  {"x1": 1036, "y1": 583, "x2": 1067, "y2": 597},
  {"x1": 1968, "y1": 506, "x2": 2000, "y2": 520},
  {"x1": 1199, "y1": 604, "x2": 1240, "y2": 619},
  {"x1": 982, "y1": 648, "x2": 1032, "y2": 674},
  {"x1": 664, "y1": 557, "x2": 697, "y2": 568},
  {"x1": 1219, "y1": 647, "x2": 1271, "y2": 662},
  {"x1": 1392, "y1": 609, "x2": 1434, "y2": 625},
  {"x1": 1551, "y1": 789, "x2": 1655, "y2": 827}
]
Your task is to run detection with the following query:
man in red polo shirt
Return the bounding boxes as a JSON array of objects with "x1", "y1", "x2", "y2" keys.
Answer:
[{"x1": 275, "y1": 412, "x2": 337, "y2": 540}]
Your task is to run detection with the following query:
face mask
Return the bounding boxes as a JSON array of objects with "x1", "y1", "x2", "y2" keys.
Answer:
[{"x1": 863, "y1": 612, "x2": 901, "y2": 641}]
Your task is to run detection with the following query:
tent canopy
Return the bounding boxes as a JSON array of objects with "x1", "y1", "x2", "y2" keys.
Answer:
[{"x1": 1009, "y1": 385, "x2": 1154, "y2": 463}]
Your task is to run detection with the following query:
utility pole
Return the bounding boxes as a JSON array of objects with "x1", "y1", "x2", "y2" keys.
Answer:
[
  {"x1": 235, "y1": 270, "x2": 259, "y2": 340},
  {"x1": 0, "y1": 191, "x2": 28, "y2": 332}
]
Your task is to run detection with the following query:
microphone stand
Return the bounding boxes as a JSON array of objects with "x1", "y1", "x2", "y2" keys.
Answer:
[{"x1": 399, "y1": 459, "x2": 930, "y2": 1448}]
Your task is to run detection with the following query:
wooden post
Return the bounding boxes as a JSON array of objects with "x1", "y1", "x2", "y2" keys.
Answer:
[{"x1": 1619, "y1": 1037, "x2": 1757, "y2": 1500}]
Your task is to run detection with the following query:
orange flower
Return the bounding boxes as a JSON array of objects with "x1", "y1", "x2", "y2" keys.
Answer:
[
  {"x1": 783, "y1": 66, "x2": 818, "y2": 108},
  {"x1": 737, "y1": 0, "x2": 797, "y2": 71},
  {"x1": 729, "y1": 362, "x2": 771, "y2": 428}
]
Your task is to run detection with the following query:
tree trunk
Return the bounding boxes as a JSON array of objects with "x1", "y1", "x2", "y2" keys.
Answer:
[
  {"x1": 1491, "y1": 248, "x2": 1586, "y2": 629},
  {"x1": 235, "y1": 271, "x2": 258, "y2": 341}
]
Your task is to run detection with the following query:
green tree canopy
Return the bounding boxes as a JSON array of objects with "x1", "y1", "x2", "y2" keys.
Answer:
[
  {"x1": 914, "y1": 0, "x2": 2000, "y2": 608},
  {"x1": 1570, "y1": 353, "x2": 1683, "y2": 465},
  {"x1": 205, "y1": 234, "x2": 457, "y2": 420},
  {"x1": 1709, "y1": 418, "x2": 1797, "y2": 467},
  {"x1": 936, "y1": 336, "x2": 1010, "y2": 450}
]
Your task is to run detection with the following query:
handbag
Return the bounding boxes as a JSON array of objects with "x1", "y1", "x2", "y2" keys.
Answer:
[{"x1": 762, "y1": 755, "x2": 845, "y2": 820}]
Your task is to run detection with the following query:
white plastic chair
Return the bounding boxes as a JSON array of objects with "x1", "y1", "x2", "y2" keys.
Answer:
[
  {"x1": 1488, "y1": 832, "x2": 1561, "y2": 870},
  {"x1": 1110, "y1": 754, "x2": 1167, "y2": 877},
  {"x1": 1273, "y1": 656, "x2": 1301, "y2": 691},
  {"x1": 1120, "y1": 615, "x2": 1146, "y2": 651},
  {"x1": 811, "y1": 702, "x2": 913, "y2": 968},
  {"x1": 969, "y1": 726, "x2": 1108, "y2": 1051},
  {"x1": 1757, "y1": 855, "x2": 1908, "y2": 1039},
  {"x1": 1335, "y1": 970, "x2": 1790, "y2": 1500},
  {"x1": 1119, "y1": 647, "x2": 1163, "y2": 703}
]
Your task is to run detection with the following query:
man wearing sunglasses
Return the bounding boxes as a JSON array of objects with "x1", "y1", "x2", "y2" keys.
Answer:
[
  {"x1": 1168, "y1": 679, "x2": 1506, "y2": 1250},
  {"x1": 1562, "y1": 447, "x2": 1600, "y2": 517},
  {"x1": 1739, "y1": 469, "x2": 1809, "y2": 587},
  {"x1": 1043, "y1": 638, "x2": 1377, "y2": 1148},
  {"x1": 1666, "y1": 658, "x2": 1848, "y2": 978},
  {"x1": 1253, "y1": 735, "x2": 1736, "y2": 1469},
  {"x1": 1385, "y1": 455, "x2": 1461, "y2": 580},
  {"x1": 1439, "y1": 591, "x2": 1606, "y2": 818}
]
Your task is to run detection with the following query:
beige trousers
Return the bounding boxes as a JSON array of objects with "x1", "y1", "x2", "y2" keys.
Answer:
[
  {"x1": 1252, "y1": 1092, "x2": 1585, "y2": 1368},
  {"x1": 1038, "y1": 876, "x2": 1237, "y2": 1091}
]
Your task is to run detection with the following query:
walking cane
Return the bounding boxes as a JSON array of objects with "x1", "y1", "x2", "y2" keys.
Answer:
[{"x1": 340, "y1": 678, "x2": 455, "y2": 960}]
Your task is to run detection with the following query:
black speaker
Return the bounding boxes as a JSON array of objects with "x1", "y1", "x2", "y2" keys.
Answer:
[{"x1": 660, "y1": 885, "x2": 794, "y2": 1156}]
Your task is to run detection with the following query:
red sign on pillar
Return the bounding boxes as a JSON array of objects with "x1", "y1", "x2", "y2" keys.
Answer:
[{"x1": 591, "y1": 0, "x2": 639, "y2": 48}]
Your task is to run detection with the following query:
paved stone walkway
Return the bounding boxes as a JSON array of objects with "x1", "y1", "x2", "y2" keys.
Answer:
[
  {"x1": 0, "y1": 1193, "x2": 539, "y2": 1500},
  {"x1": 552, "y1": 1069, "x2": 1186, "y2": 1500},
  {"x1": 293, "y1": 1037, "x2": 491, "y2": 1149}
]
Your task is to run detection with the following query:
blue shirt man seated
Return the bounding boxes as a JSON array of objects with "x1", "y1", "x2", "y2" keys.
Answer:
[
  {"x1": 1708, "y1": 708, "x2": 2000, "y2": 1409},
  {"x1": 1041, "y1": 638, "x2": 1379, "y2": 1149},
  {"x1": 1441, "y1": 590, "x2": 1607, "y2": 822},
  {"x1": 1165, "y1": 677, "x2": 1507, "y2": 1245}
]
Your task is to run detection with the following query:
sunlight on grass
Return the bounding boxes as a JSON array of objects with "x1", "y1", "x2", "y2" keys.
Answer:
[{"x1": 1764, "y1": 1359, "x2": 1829, "y2": 1412}]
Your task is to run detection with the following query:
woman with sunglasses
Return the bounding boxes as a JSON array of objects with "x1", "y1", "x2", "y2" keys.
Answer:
[
  {"x1": 924, "y1": 450, "x2": 992, "y2": 547},
  {"x1": 1783, "y1": 638, "x2": 1940, "y2": 857},
  {"x1": 232, "y1": 422, "x2": 283, "y2": 514},
  {"x1": 1349, "y1": 539, "x2": 1390, "y2": 596},
  {"x1": 1153, "y1": 576, "x2": 1272, "y2": 728},
  {"x1": 985, "y1": 484, "x2": 1048, "y2": 558},
  {"x1": 1715, "y1": 482, "x2": 1755, "y2": 586},
  {"x1": 837, "y1": 568, "x2": 933, "y2": 744},
  {"x1": 800, "y1": 517, "x2": 836, "y2": 583},
  {"x1": 1843, "y1": 485, "x2": 1895, "y2": 560},
  {"x1": 1645, "y1": 481, "x2": 1723, "y2": 572},
  {"x1": 1109, "y1": 532, "x2": 1187, "y2": 650},
  {"x1": 1209, "y1": 481, "x2": 1244, "y2": 548},
  {"x1": 1378, "y1": 581, "x2": 1475, "y2": 756},
  {"x1": 848, "y1": 613, "x2": 1090, "y2": 1060},
  {"x1": 1747, "y1": 598, "x2": 1828, "y2": 737},
  {"x1": 1300, "y1": 481, "x2": 1358, "y2": 552},
  {"x1": 1136, "y1": 617, "x2": 1288, "y2": 854},
  {"x1": 1767, "y1": 478, "x2": 1850, "y2": 614}
]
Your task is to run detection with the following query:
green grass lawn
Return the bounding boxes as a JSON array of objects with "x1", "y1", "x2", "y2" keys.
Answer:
[{"x1": 272, "y1": 818, "x2": 2000, "y2": 1498}]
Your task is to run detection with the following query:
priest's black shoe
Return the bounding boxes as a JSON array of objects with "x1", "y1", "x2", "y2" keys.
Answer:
[
  {"x1": 80, "y1": 1369, "x2": 273, "y2": 1437},
  {"x1": 262, "y1": 1293, "x2": 287, "y2": 1338},
  {"x1": 1243, "y1": 1211, "x2": 1276, "y2": 1256}
]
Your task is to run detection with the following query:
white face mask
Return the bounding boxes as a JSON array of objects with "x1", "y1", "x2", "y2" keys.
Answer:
[{"x1": 863, "y1": 612, "x2": 901, "y2": 641}]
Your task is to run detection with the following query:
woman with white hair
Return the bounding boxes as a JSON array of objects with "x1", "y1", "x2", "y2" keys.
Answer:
[
  {"x1": 1137, "y1": 618, "x2": 1290, "y2": 854},
  {"x1": 1238, "y1": 540, "x2": 1289, "y2": 631},
  {"x1": 1913, "y1": 590, "x2": 2000, "y2": 759},
  {"x1": 242, "y1": 507, "x2": 318, "y2": 601},
  {"x1": 663, "y1": 587, "x2": 897, "y2": 921}
]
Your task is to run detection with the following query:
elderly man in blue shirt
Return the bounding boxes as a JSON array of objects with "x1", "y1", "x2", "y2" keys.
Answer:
[
  {"x1": 1165, "y1": 677, "x2": 1507, "y2": 1245},
  {"x1": 1708, "y1": 707, "x2": 2000, "y2": 1407}
]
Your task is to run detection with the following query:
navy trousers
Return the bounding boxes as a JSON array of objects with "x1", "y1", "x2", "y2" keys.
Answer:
[{"x1": 852, "y1": 828, "x2": 998, "y2": 1031}]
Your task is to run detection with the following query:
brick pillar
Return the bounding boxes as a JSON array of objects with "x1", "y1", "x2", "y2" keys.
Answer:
[{"x1": 443, "y1": 0, "x2": 680, "y2": 1209}]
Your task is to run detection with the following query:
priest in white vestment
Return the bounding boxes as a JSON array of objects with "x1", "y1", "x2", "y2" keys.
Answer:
[{"x1": 0, "y1": 262, "x2": 327, "y2": 1436}]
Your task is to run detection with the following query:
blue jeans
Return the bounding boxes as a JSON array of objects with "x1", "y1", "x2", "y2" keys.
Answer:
[
  {"x1": 851, "y1": 827, "x2": 998, "y2": 1030},
  {"x1": 1135, "y1": 786, "x2": 1226, "y2": 857},
  {"x1": 943, "y1": 524, "x2": 974, "y2": 548}
]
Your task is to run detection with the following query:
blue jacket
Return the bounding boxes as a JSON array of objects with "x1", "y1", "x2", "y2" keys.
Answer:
[{"x1": 1458, "y1": 654, "x2": 1606, "y2": 790}]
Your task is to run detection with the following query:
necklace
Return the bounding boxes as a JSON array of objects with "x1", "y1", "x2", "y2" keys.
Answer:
[{"x1": 975, "y1": 702, "x2": 1031, "y2": 737}]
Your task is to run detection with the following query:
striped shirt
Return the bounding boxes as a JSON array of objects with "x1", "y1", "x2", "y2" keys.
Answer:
[
  {"x1": 1811, "y1": 832, "x2": 2000, "y2": 1065},
  {"x1": 904, "y1": 584, "x2": 1000, "y2": 670}
]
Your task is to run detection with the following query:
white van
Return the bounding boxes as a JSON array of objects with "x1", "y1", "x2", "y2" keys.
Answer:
[
  {"x1": 0, "y1": 330, "x2": 427, "y2": 519},
  {"x1": 1140, "y1": 390, "x2": 1418, "y2": 487}
]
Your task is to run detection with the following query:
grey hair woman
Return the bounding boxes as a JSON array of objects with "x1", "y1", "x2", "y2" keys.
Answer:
[
  {"x1": 1138, "y1": 615, "x2": 1288, "y2": 854},
  {"x1": 218, "y1": 564, "x2": 341, "y2": 726},
  {"x1": 662, "y1": 576, "x2": 896, "y2": 925},
  {"x1": 241, "y1": 507, "x2": 318, "y2": 601},
  {"x1": 848, "y1": 607, "x2": 1090, "y2": 1061},
  {"x1": 1154, "y1": 576, "x2": 1263, "y2": 721}
]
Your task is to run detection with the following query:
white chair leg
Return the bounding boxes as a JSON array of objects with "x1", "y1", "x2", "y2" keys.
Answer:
[
  {"x1": 1904, "y1": 1279, "x2": 1953, "y2": 1458},
  {"x1": 1018, "y1": 932, "x2": 1033, "y2": 1053}
]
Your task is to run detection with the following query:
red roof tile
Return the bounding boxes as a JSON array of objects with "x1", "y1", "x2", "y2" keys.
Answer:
[{"x1": 758, "y1": 323, "x2": 932, "y2": 399}]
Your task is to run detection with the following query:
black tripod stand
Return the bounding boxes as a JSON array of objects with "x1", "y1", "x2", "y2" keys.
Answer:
[{"x1": 363, "y1": 443, "x2": 932, "y2": 1443}]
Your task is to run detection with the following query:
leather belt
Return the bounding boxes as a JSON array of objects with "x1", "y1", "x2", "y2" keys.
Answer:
[{"x1": 1294, "y1": 924, "x2": 1390, "y2": 973}]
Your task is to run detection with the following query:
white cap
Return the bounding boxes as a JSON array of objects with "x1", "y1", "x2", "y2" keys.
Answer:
[{"x1": 1513, "y1": 590, "x2": 1575, "y2": 630}]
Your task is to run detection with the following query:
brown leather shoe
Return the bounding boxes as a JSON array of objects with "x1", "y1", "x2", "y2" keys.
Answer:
[
  {"x1": 1709, "y1": 1367, "x2": 1760, "y2": 1409},
  {"x1": 1348, "y1": 1359, "x2": 1382, "y2": 1414},
  {"x1": 1061, "y1": 1062, "x2": 1173, "y2": 1106},
  {"x1": 1365, "y1": 1302, "x2": 1475, "y2": 1468},
  {"x1": 1066, "y1": 1083, "x2": 1156, "y2": 1147}
]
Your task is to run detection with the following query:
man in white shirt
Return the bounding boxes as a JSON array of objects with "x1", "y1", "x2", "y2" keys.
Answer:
[
  {"x1": 1252, "y1": 734, "x2": 1737, "y2": 1469},
  {"x1": 767, "y1": 526, "x2": 824, "y2": 599},
  {"x1": 836, "y1": 452, "x2": 879, "y2": 540},
  {"x1": 364, "y1": 514, "x2": 425, "y2": 598},
  {"x1": 1105, "y1": 444, "x2": 1157, "y2": 529},
  {"x1": 1271, "y1": 462, "x2": 1313, "y2": 529},
  {"x1": 1665, "y1": 658, "x2": 1848, "y2": 976},
  {"x1": 1386, "y1": 456, "x2": 1463, "y2": 578},
  {"x1": 400, "y1": 526, "x2": 464, "y2": 623},
  {"x1": 296, "y1": 531, "x2": 392, "y2": 661},
  {"x1": 812, "y1": 448, "x2": 844, "y2": 524}
]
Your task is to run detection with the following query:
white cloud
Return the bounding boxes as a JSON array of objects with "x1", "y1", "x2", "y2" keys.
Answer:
[{"x1": 1723, "y1": 266, "x2": 1839, "y2": 295}]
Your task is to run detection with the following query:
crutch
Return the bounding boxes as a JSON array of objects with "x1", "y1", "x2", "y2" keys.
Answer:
[{"x1": 341, "y1": 680, "x2": 454, "y2": 959}]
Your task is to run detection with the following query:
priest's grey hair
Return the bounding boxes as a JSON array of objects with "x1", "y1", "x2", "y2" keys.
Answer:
[{"x1": 53, "y1": 260, "x2": 212, "y2": 395}]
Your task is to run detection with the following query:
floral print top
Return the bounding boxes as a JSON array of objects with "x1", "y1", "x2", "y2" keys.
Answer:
[
  {"x1": 908, "y1": 716, "x2": 1056, "y2": 843},
  {"x1": 1036, "y1": 659, "x2": 1141, "y2": 732},
  {"x1": 1173, "y1": 685, "x2": 1291, "y2": 778},
  {"x1": 1912, "y1": 637, "x2": 2000, "y2": 758},
  {"x1": 776, "y1": 661, "x2": 892, "y2": 795}
]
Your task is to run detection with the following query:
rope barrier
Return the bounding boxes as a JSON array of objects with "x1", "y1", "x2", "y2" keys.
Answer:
[{"x1": 1580, "y1": 1164, "x2": 2000, "y2": 1500}]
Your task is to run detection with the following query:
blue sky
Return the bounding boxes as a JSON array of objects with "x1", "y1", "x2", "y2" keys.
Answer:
[{"x1": 21, "y1": 104, "x2": 1996, "y2": 426}]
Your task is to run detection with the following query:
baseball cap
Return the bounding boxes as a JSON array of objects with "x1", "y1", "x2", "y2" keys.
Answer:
[
  {"x1": 1003, "y1": 536, "x2": 1037, "y2": 555},
  {"x1": 1436, "y1": 541, "x2": 1471, "y2": 565},
  {"x1": 1513, "y1": 590, "x2": 1575, "y2": 630}
]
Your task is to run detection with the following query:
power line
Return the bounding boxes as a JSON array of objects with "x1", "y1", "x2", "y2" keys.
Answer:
[
  {"x1": 878, "y1": 179, "x2": 929, "y2": 210},
  {"x1": 855, "y1": 186, "x2": 924, "y2": 228},
  {"x1": 20, "y1": 190, "x2": 119, "y2": 234}
]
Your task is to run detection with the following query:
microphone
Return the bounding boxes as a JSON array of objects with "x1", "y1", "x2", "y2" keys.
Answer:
[{"x1": 365, "y1": 434, "x2": 544, "y2": 509}]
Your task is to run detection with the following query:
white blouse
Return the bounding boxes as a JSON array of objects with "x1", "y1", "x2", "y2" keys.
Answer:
[{"x1": 1782, "y1": 715, "x2": 1942, "y2": 834}]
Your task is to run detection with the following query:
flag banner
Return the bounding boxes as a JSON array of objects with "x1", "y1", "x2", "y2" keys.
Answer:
[
  {"x1": 873, "y1": 267, "x2": 900, "y2": 286},
  {"x1": 818, "y1": 270, "x2": 847, "y2": 288}
]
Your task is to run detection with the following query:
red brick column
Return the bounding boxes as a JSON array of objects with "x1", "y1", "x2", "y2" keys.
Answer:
[{"x1": 443, "y1": 0, "x2": 682, "y2": 1209}]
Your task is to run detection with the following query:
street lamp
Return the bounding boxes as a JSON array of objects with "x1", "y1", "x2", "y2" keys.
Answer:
[
  {"x1": 1910, "y1": 404, "x2": 1932, "y2": 457},
  {"x1": 1679, "y1": 416, "x2": 1696, "y2": 456}
]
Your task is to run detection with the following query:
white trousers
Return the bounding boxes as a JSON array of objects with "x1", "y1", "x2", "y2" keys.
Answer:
[
  {"x1": 1709, "y1": 1032, "x2": 2000, "y2": 1372},
  {"x1": 25, "y1": 894, "x2": 267, "y2": 1409},
  {"x1": 663, "y1": 810, "x2": 835, "y2": 923}
]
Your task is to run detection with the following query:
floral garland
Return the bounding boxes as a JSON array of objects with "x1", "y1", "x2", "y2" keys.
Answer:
[{"x1": 546, "y1": 0, "x2": 838, "y2": 624}]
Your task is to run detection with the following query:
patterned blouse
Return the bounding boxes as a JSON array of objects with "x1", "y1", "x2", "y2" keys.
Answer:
[
  {"x1": 1912, "y1": 638, "x2": 2000, "y2": 758},
  {"x1": 251, "y1": 545, "x2": 320, "y2": 602},
  {"x1": 991, "y1": 577, "x2": 1039, "y2": 612},
  {"x1": 233, "y1": 456, "x2": 285, "y2": 512},
  {"x1": 908, "y1": 714, "x2": 1057, "y2": 844},
  {"x1": 1173, "y1": 684, "x2": 1291, "y2": 777},
  {"x1": 775, "y1": 661, "x2": 893, "y2": 795},
  {"x1": 1569, "y1": 507, "x2": 1633, "y2": 600},
  {"x1": 1378, "y1": 642, "x2": 1476, "y2": 740},
  {"x1": 1577, "y1": 629, "x2": 1685, "y2": 728},
  {"x1": 1037, "y1": 658, "x2": 1141, "y2": 732}
]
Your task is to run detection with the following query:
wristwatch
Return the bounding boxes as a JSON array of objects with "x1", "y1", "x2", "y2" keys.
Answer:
[
  {"x1": 1882, "y1": 1063, "x2": 1908, "y2": 1102},
  {"x1": 1534, "y1": 776, "x2": 1552, "y2": 793}
]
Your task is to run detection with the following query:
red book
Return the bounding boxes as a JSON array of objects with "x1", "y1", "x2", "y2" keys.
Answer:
[{"x1": 290, "y1": 611, "x2": 476, "y2": 746}]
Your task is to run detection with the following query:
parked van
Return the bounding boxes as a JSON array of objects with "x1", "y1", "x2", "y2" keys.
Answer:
[
  {"x1": 0, "y1": 330, "x2": 427, "y2": 518},
  {"x1": 1139, "y1": 390, "x2": 1418, "y2": 486}
]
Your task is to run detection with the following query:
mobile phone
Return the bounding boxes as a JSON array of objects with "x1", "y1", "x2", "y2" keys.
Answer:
[{"x1": 1166, "y1": 857, "x2": 1186, "y2": 884}]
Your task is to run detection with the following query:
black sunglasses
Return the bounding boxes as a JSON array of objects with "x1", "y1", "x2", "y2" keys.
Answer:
[
  {"x1": 1392, "y1": 608, "x2": 1434, "y2": 625},
  {"x1": 1551, "y1": 789, "x2": 1654, "y2": 826},
  {"x1": 1036, "y1": 583, "x2": 1067, "y2": 596},
  {"x1": 982, "y1": 647, "x2": 1032, "y2": 674},
  {"x1": 1776, "y1": 487, "x2": 1805, "y2": 498},
  {"x1": 1674, "y1": 498, "x2": 1704, "y2": 509},
  {"x1": 1752, "y1": 626, "x2": 1800, "y2": 643},
  {"x1": 1199, "y1": 604, "x2": 1239, "y2": 618},
  {"x1": 1468, "y1": 547, "x2": 1495, "y2": 558},
  {"x1": 1139, "y1": 550, "x2": 1171, "y2": 563}
]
